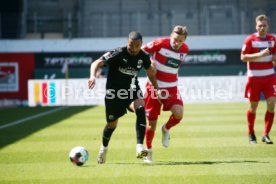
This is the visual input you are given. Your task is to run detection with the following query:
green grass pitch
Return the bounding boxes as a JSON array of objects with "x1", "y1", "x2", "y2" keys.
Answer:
[{"x1": 0, "y1": 102, "x2": 275, "y2": 184}]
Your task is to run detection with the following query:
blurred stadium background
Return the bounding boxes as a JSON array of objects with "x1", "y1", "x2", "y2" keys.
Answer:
[
  {"x1": 1, "y1": 0, "x2": 276, "y2": 38},
  {"x1": 0, "y1": 0, "x2": 276, "y2": 106}
]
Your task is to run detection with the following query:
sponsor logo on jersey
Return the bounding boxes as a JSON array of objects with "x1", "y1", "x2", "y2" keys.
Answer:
[
  {"x1": 118, "y1": 66, "x2": 138, "y2": 76},
  {"x1": 167, "y1": 59, "x2": 179, "y2": 68},
  {"x1": 137, "y1": 60, "x2": 143, "y2": 68}
]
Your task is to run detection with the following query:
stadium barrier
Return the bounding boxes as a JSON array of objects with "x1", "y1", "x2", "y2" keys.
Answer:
[{"x1": 28, "y1": 76, "x2": 247, "y2": 107}]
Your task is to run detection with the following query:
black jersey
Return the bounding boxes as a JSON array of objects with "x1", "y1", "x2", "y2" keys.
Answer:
[{"x1": 101, "y1": 46, "x2": 151, "y2": 91}]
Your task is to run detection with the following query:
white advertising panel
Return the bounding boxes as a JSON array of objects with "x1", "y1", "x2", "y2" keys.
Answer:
[{"x1": 28, "y1": 76, "x2": 247, "y2": 107}]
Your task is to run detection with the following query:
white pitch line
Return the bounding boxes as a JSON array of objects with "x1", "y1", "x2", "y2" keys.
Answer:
[{"x1": 0, "y1": 107, "x2": 66, "y2": 130}]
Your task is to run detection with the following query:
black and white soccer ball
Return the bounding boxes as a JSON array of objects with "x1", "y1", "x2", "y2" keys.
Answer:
[{"x1": 69, "y1": 146, "x2": 89, "y2": 166}]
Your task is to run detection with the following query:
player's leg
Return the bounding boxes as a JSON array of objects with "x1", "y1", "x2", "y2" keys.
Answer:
[
  {"x1": 146, "y1": 119, "x2": 158, "y2": 149},
  {"x1": 102, "y1": 98, "x2": 126, "y2": 146},
  {"x1": 98, "y1": 119, "x2": 118, "y2": 164},
  {"x1": 247, "y1": 101, "x2": 258, "y2": 144},
  {"x1": 161, "y1": 104, "x2": 183, "y2": 148},
  {"x1": 245, "y1": 78, "x2": 261, "y2": 144},
  {"x1": 144, "y1": 86, "x2": 161, "y2": 150},
  {"x1": 248, "y1": 101, "x2": 258, "y2": 132},
  {"x1": 262, "y1": 78, "x2": 276, "y2": 144},
  {"x1": 161, "y1": 88, "x2": 184, "y2": 148},
  {"x1": 129, "y1": 98, "x2": 148, "y2": 158},
  {"x1": 262, "y1": 96, "x2": 275, "y2": 144},
  {"x1": 143, "y1": 85, "x2": 161, "y2": 163},
  {"x1": 129, "y1": 98, "x2": 146, "y2": 145},
  {"x1": 166, "y1": 104, "x2": 183, "y2": 129},
  {"x1": 102, "y1": 120, "x2": 118, "y2": 147},
  {"x1": 97, "y1": 98, "x2": 125, "y2": 164},
  {"x1": 260, "y1": 76, "x2": 276, "y2": 144},
  {"x1": 143, "y1": 119, "x2": 157, "y2": 163}
]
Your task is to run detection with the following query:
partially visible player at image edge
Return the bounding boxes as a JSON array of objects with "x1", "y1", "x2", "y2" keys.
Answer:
[{"x1": 241, "y1": 14, "x2": 276, "y2": 144}]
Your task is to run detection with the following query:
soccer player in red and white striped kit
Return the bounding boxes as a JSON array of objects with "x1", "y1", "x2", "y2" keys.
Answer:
[
  {"x1": 241, "y1": 14, "x2": 276, "y2": 144},
  {"x1": 142, "y1": 26, "x2": 189, "y2": 163}
]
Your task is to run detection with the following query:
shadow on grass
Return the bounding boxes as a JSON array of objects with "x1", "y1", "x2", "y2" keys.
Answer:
[
  {"x1": 149, "y1": 160, "x2": 269, "y2": 166},
  {"x1": 113, "y1": 160, "x2": 269, "y2": 166},
  {"x1": 0, "y1": 106, "x2": 93, "y2": 149}
]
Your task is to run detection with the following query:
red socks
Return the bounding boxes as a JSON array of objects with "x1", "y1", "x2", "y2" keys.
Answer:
[
  {"x1": 145, "y1": 127, "x2": 155, "y2": 149},
  {"x1": 264, "y1": 111, "x2": 274, "y2": 135},
  {"x1": 165, "y1": 114, "x2": 181, "y2": 130},
  {"x1": 247, "y1": 110, "x2": 274, "y2": 135},
  {"x1": 247, "y1": 110, "x2": 256, "y2": 134},
  {"x1": 145, "y1": 114, "x2": 181, "y2": 149}
]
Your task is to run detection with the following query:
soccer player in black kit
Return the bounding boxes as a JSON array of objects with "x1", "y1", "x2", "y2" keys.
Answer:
[{"x1": 88, "y1": 31, "x2": 158, "y2": 164}]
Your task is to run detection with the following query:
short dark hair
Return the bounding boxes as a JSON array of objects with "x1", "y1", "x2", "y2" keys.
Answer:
[{"x1": 128, "y1": 31, "x2": 143, "y2": 40}]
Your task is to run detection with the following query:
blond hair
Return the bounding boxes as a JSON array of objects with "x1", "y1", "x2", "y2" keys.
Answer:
[
  {"x1": 172, "y1": 25, "x2": 188, "y2": 37},
  {"x1": 256, "y1": 14, "x2": 269, "y2": 23}
]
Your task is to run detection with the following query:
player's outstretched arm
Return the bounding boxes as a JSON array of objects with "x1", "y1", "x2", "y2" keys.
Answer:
[{"x1": 88, "y1": 59, "x2": 104, "y2": 89}]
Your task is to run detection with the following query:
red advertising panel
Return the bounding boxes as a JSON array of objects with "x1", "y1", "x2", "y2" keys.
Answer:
[
  {"x1": 0, "y1": 53, "x2": 35, "y2": 105},
  {"x1": 42, "y1": 82, "x2": 48, "y2": 104}
]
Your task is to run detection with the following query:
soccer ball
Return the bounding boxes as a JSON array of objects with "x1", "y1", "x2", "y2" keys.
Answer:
[{"x1": 69, "y1": 146, "x2": 89, "y2": 166}]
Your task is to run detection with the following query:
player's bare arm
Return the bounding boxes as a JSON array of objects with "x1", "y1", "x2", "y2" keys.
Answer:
[
  {"x1": 146, "y1": 65, "x2": 163, "y2": 102},
  {"x1": 272, "y1": 54, "x2": 276, "y2": 66},
  {"x1": 88, "y1": 59, "x2": 104, "y2": 89},
  {"x1": 241, "y1": 48, "x2": 270, "y2": 62},
  {"x1": 145, "y1": 65, "x2": 158, "y2": 90}
]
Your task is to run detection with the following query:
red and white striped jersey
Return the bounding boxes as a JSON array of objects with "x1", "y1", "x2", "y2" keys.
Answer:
[
  {"x1": 241, "y1": 33, "x2": 276, "y2": 77},
  {"x1": 142, "y1": 38, "x2": 189, "y2": 88}
]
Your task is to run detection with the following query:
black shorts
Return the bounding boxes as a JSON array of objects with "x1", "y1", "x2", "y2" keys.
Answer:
[{"x1": 105, "y1": 89, "x2": 143, "y2": 122}]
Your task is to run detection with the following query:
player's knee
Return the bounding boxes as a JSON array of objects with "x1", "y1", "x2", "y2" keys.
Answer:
[
  {"x1": 106, "y1": 121, "x2": 117, "y2": 129},
  {"x1": 136, "y1": 105, "x2": 145, "y2": 115},
  {"x1": 171, "y1": 105, "x2": 183, "y2": 120},
  {"x1": 267, "y1": 106, "x2": 275, "y2": 113},
  {"x1": 148, "y1": 121, "x2": 157, "y2": 130},
  {"x1": 173, "y1": 112, "x2": 183, "y2": 120},
  {"x1": 136, "y1": 106, "x2": 146, "y2": 124},
  {"x1": 249, "y1": 106, "x2": 257, "y2": 113},
  {"x1": 267, "y1": 99, "x2": 276, "y2": 111}
]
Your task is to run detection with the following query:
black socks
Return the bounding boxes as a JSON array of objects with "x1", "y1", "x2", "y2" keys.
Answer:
[
  {"x1": 135, "y1": 106, "x2": 146, "y2": 144},
  {"x1": 102, "y1": 125, "x2": 116, "y2": 147}
]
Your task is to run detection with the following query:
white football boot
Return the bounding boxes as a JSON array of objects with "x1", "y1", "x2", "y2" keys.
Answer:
[
  {"x1": 161, "y1": 125, "x2": 170, "y2": 148},
  {"x1": 143, "y1": 149, "x2": 153, "y2": 163},
  {"x1": 97, "y1": 144, "x2": 108, "y2": 164},
  {"x1": 136, "y1": 144, "x2": 148, "y2": 159}
]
